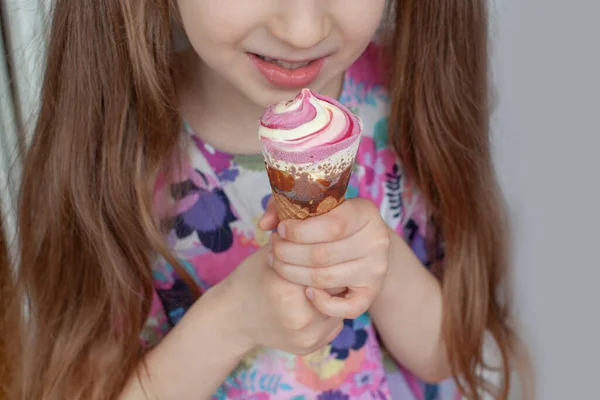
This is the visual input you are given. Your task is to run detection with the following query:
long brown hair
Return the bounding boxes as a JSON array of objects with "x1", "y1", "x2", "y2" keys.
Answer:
[
  {"x1": 10, "y1": 0, "x2": 193, "y2": 398},
  {"x1": 9, "y1": 0, "x2": 525, "y2": 399},
  {"x1": 1, "y1": 217, "x2": 13, "y2": 399},
  {"x1": 387, "y1": 1, "x2": 527, "y2": 398}
]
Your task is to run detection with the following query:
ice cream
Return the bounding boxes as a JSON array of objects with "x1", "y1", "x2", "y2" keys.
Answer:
[{"x1": 259, "y1": 88, "x2": 363, "y2": 220}]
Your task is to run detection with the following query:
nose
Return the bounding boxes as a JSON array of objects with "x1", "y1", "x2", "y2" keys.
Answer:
[{"x1": 269, "y1": 1, "x2": 332, "y2": 50}]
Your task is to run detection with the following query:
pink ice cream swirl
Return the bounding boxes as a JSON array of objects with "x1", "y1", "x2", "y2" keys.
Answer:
[{"x1": 258, "y1": 88, "x2": 362, "y2": 165}]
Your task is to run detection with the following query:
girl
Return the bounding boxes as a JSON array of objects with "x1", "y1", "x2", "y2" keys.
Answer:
[{"x1": 7, "y1": 0, "x2": 525, "y2": 399}]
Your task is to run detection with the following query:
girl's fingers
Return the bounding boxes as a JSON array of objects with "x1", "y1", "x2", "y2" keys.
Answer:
[
  {"x1": 277, "y1": 198, "x2": 378, "y2": 244},
  {"x1": 258, "y1": 196, "x2": 280, "y2": 231},
  {"x1": 270, "y1": 257, "x2": 368, "y2": 289},
  {"x1": 271, "y1": 230, "x2": 381, "y2": 268},
  {"x1": 306, "y1": 287, "x2": 371, "y2": 320}
]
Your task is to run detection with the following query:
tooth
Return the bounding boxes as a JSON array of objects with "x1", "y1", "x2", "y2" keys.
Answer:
[
  {"x1": 257, "y1": 55, "x2": 311, "y2": 69},
  {"x1": 275, "y1": 61, "x2": 310, "y2": 69}
]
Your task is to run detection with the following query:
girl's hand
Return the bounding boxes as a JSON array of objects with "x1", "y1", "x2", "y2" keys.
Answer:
[
  {"x1": 266, "y1": 198, "x2": 391, "y2": 319},
  {"x1": 225, "y1": 245, "x2": 344, "y2": 356}
]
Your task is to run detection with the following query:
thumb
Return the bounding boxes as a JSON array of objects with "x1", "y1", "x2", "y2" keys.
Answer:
[
  {"x1": 306, "y1": 287, "x2": 369, "y2": 320},
  {"x1": 258, "y1": 195, "x2": 280, "y2": 231}
]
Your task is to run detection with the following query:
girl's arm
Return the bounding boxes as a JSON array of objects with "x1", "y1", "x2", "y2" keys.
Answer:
[
  {"x1": 265, "y1": 198, "x2": 452, "y2": 383},
  {"x1": 368, "y1": 227, "x2": 452, "y2": 383},
  {"x1": 120, "y1": 279, "x2": 250, "y2": 400},
  {"x1": 120, "y1": 241, "x2": 342, "y2": 400}
]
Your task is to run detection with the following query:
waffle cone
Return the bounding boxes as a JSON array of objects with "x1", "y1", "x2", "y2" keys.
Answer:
[{"x1": 272, "y1": 192, "x2": 344, "y2": 221}]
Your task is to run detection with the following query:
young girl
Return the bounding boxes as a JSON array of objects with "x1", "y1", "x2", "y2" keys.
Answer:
[{"x1": 8, "y1": 1, "x2": 524, "y2": 399}]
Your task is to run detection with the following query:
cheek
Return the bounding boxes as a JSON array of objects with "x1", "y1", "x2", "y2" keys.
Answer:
[
  {"x1": 334, "y1": 0, "x2": 387, "y2": 42},
  {"x1": 176, "y1": 1, "x2": 253, "y2": 60}
]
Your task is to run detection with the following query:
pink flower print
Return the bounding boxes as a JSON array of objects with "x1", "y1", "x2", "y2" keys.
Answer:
[
  {"x1": 339, "y1": 43, "x2": 389, "y2": 108},
  {"x1": 191, "y1": 135, "x2": 235, "y2": 175},
  {"x1": 225, "y1": 388, "x2": 271, "y2": 400},
  {"x1": 363, "y1": 152, "x2": 387, "y2": 200},
  {"x1": 355, "y1": 136, "x2": 395, "y2": 206},
  {"x1": 347, "y1": 360, "x2": 380, "y2": 397},
  {"x1": 345, "y1": 43, "x2": 386, "y2": 88},
  {"x1": 353, "y1": 371, "x2": 374, "y2": 392},
  {"x1": 190, "y1": 228, "x2": 260, "y2": 287}
]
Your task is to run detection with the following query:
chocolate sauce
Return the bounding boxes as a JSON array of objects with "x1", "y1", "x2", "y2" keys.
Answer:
[{"x1": 266, "y1": 165, "x2": 352, "y2": 214}]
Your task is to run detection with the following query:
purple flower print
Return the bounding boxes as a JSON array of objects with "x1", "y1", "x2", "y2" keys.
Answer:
[
  {"x1": 155, "y1": 277, "x2": 196, "y2": 326},
  {"x1": 354, "y1": 370, "x2": 374, "y2": 389},
  {"x1": 261, "y1": 194, "x2": 271, "y2": 211},
  {"x1": 404, "y1": 219, "x2": 445, "y2": 269},
  {"x1": 171, "y1": 170, "x2": 237, "y2": 253},
  {"x1": 317, "y1": 390, "x2": 350, "y2": 400},
  {"x1": 330, "y1": 319, "x2": 368, "y2": 360},
  {"x1": 217, "y1": 167, "x2": 240, "y2": 183},
  {"x1": 403, "y1": 219, "x2": 428, "y2": 266}
]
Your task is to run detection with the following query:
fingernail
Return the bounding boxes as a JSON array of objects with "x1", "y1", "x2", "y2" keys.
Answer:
[
  {"x1": 278, "y1": 223, "x2": 286, "y2": 239},
  {"x1": 306, "y1": 288, "x2": 314, "y2": 299},
  {"x1": 267, "y1": 252, "x2": 273, "y2": 266}
]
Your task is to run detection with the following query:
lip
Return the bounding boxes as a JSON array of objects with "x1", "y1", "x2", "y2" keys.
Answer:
[{"x1": 248, "y1": 53, "x2": 325, "y2": 89}]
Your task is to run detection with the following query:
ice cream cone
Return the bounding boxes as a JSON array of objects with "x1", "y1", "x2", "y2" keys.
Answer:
[
  {"x1": 259, "y1": 88, "x2": 363, "y2": 222},
  {"x1": 272, "y1": 193, "x2": 343, "y2": 221}
]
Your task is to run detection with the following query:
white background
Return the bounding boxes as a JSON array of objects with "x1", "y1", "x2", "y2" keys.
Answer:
[{"x1": 1, "y1": 0, "x2": 599, "y2": 398}]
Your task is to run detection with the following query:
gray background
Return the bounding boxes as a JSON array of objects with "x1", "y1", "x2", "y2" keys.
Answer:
[{"x1": 491, "y1": 0, "x2": 599, "y2": 398}]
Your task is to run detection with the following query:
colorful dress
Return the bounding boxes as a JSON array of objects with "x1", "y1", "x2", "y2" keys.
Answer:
[{"x1": 144, "y1": 43, "x2": 461, "y2": 400}]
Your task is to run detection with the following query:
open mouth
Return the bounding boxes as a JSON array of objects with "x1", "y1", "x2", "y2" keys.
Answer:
[
  {"x1": 252, "y1": 54, "x2": 313, "y2": 70},
  {"x1": 248, "y1": 52, "x2": 325, "y2": 88}
]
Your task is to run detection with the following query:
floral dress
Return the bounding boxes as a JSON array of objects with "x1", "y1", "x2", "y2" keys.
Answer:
[{"x1": 144, "y1": 43, "x2": 461, "y2": 400}]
